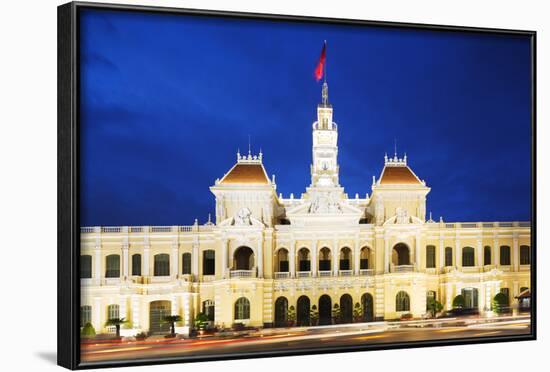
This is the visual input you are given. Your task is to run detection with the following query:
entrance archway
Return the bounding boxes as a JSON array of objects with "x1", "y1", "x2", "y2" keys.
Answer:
[
  {"x1": 297, "y1": 296, "x2": 310, "y2": 326},
  {"x1": 149, "y1": 301, "x2": 171, "y2": 334},
  {"x1": 274, "y1": 297, "x2": 288, "y2": 327},
  {"x1": 319, "y1": 295, "x2": 332, "y2": 325},
  {"x1": 340, "y1": 294, "x2": 353, "y2": 323},
  {"x1": 361, "y1": 293, "x2": 374, "y2": 322}
]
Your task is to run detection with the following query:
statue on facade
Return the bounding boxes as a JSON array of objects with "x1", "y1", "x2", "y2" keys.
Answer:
[
  {"x1": 395, "y1": 207, "x2": 410, "y2": 224},
  {"x1": 234, "y1": 207, "x2": 252, "y2": 226}
]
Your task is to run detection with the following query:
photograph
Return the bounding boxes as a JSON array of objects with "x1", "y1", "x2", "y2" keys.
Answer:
[{"x1": 66, "y1": 2, "x2": 534, "y2": 367}]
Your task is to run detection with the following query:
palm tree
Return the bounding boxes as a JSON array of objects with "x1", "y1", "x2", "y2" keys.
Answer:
[
  {"x1": 163, "y1": 315, "x2": 182, "y2": 336},
  {"x1": 105, "y1": 318, "x2": 126, "y2": 338}
]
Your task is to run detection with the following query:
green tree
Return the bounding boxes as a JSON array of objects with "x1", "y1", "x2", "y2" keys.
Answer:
[
  {"x1": 452, "y1": 295, "x2": 465, "y2": 309},
  {"x1": 310, "y1": 305, "x2": 319, "y2": 326},
  {"x1": 353, "y1": 302, "x2": 363, "y2": 322},
  {"x1": 105, "y1": 318, "x2": 126, "y2": 338},
  {"x1": 81, "y1": 322, "x2": 96, "y2": 338},
  {"x1": 492, "y1": 293, "x2": 509, "y2": 314},
  {"x1": 163, "y1": 315, "x2": 182, "y2": 336},
  {"x1": 287, "y1": 306, "x2": 296, "y2": 326},
  {"x1": 427, "y1": 298, "x2": 443, "y2": 317},
  {"x1": 194, "y1": 312, "x2": 209, "y2": 331},
  {"x1": 332, "y1": 304, "x2": 341, "y2": 324}
]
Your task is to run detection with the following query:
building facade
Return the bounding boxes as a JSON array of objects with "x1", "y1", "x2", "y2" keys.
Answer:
[{"x1": 80, "y1": 82, "x2": 531, "y2": 335}]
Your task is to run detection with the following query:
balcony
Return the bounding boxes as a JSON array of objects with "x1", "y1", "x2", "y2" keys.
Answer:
[
  {"x1": 519, "y1": 264, "x2": 531, "y2": 272},
  {"x1": 460, "y1": 266, "x2": 480, "y2": 273},
  {"x1": 391, "y1": 264, "x2": 414, "y2": 273},
  {"x1": 483, "y1": 264, "x2": 496, "y2": 272},
  {"x1": 359, "y1": 269, "x2": 375, "y2": 276},
  {"x1": 201, "y1": 275, "x2": 216, "y2": 282},
  {"x1": 230, "y1": 270, "x2": 256, "y2": 278},
  {"x1": 297, "y1": 271, "x2": 311, "y2": 278},
  {"x1": 274, "y1": 272, "x2": 290, "y2": 279},
  {"x1": 339, "y1": 270, "x2": 353, "y2": 277},
  {"x1": 318, "y1": 270, "x2": 332, "y2": 277}
]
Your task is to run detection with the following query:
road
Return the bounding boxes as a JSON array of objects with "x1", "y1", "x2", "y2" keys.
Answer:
[{"x1": 80, "y1": 316, "x2": 531, "y2": 364}]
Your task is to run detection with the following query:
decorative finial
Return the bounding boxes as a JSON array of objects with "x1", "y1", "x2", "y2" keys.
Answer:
[{"x1": 248, "y1": 135, "x2": 251, "y2": 156}]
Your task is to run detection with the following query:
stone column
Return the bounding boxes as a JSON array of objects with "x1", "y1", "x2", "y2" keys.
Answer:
[
  {"x1": 143, "y1": 244, "x2": 150, "y2": 277},
  {"x1": 290, "y1": 240, "x2": 296, "y2": 278},
  {"x1": 415, "y1": 234, "x2": 421, "y2": 271},
  {"x1": 354, "y1": 238, "x2": 360, "y2": 275},
  {"x1": 93, "y1": 297, "x2": 102, "y2": 331},
  {"x1": 192, "y1": 241, "x2": 199, "y2": 279},
  {"x1": 94, "y1": 245, "x2": 101, "y2": 285},
  {"x1": 221, "y1": 239, "x2": 228, "y2": 279},
  {"x1": 171, "y1": 242, "x2": 179, "y2": 279},
  {"x1": 476, "y1": 238, "x2": 482, "y2": 268},
  {"x1": 131, "y1": 296, "x2": 141, "y2": 330},
  {"x1": 493, "y1": 238, "x2": 499, "y2": 267},
  {"x1": 513, "y1": 235, "x2": 519, "y2": 272},
  {"x1": 332, "y1": 238, "x2": 339, "y2": 276},
  {"x1": 122, "y1": 243, "x2": 129, "y2": 280},
  {"x1": 257, "y1": 237, "x2": 264, "y2": 278},
  {"x1": 311, "y1": 239, "x2": 317, "y2": 277},
  {"x1": 438, "y1": 237, "x2": 444, "y2": 272},
  {"x1": 454, "y1": 237, "x2": 460, "y2": 267},
  {"x1": 384, "y1": 238, "x2": 390, "y2": 273}
]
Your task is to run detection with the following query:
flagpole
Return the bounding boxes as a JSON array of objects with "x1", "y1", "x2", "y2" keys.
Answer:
[{"x1": 324, "y1": 40, "x2": 327, "y2": 84}]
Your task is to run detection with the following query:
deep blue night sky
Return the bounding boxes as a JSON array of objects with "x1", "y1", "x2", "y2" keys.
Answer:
[{"x1": 79, "y1": 9, "x2": 532, "y2": 227}]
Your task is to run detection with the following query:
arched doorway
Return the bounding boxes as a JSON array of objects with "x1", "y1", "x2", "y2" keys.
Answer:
[
  {"x1": 234, "y1": 246, "x2": 254, "y2": 270},
  {"x1": 340, "y1": 294, "x2": 353, "y2": 323},
  {"x1": 274, "y1": 297, "x2": 288, "y2": 327},
  {"x1": 297, "y1": 296, "x2": 310, "y2": 326},
  {"x1": 392, "y1": 243, "x2": 410, "y2": 266},
  {"x1": 319, "y1": 295, "x2": 332, "y2": 325},
  {"x1": 361, "y1": 293, "x2": 374, "y2": 322},
  {"x1": 149, "y1": 300, "x2": 171, "y2": 334}
]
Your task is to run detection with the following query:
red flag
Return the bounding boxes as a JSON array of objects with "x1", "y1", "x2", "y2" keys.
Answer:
[{"x1": 314, "y1": 41, "x2": 326, "y2": 81}]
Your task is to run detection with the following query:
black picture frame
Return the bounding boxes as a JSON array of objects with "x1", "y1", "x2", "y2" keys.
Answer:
[{"x1": 58, "y1": 1, "x2": 537, "y2": 369}]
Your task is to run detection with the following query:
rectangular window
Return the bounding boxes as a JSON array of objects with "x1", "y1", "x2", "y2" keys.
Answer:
[
  {"x1": 520, "y1": 246, "x2": 530, "y2": 265},
  {"x1": 426, "y1": 246, "x2": 436, "y2": 268},
  {"x1": 80, "y1": 305, "x2": 92, "y2": 327},
  {"x1": 107, "y1": 304, "x2": 119, "y2": 320},
  {"x1": 203, "y1": 250, "x2": 215, "y2": 275},
  {"x1": 80, "y1": 255, "x2": 92, "y2": 278},
  {"x1": 500, "y1": 246, "x2": 511, "y2": 265},
  {"x1": 279, "y1": 260, "x2": 289, "y2": 272},
  {"x1": 182, "y1": 253, "x2": 192, "y2": 274},
  {"x1": 154, "y1": 254, "x2": 170, "y2": 276},
  {"x1": 299, "y1": 260, "x2": 310, "y2": 271},
  {"x1": 360, "y1": 258, "x2": 369, "y2": 270},
  {"x1": 319, "y1": 260, "x2": 331, "y2": 271},
  {"x1": 340, "y1": 259, "x2": 350, "y2": 270},
  {"x1": 132, "y1": 254, "x2": 141, "y2": 276},
  {"x1": 105, "y1": 255, "x2": 120, "y2": 278},
  {"x1": 445, "y1": 248, "x2": 453, "y2": 267}
]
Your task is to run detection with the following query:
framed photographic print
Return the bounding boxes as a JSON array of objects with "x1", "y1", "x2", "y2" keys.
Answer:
[{"x1": 57, "y1": 1, "x2": 536, "y2": 369}]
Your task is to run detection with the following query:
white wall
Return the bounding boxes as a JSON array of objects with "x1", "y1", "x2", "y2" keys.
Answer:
[{"x1": 0, "y1": 0, "x2": 546, "y2": 371}]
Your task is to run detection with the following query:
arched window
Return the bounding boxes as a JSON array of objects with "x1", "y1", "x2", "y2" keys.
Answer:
[
  {"x1": 298, "y1": 248, "x2": 310, "y2": 271},
  {"x1": 484, "y1": 246, "x2": 491, "y2": 266},
  {"x1": 107, "y1": 304, "x2": 119, "y2": 320},
  {"x1": 426, "y1": 290, "x2": 436, "y2": 311},
  {"x1": 277, "y1": 248, "x2": 289, "y2": 272},
  {"x1": 340, "y1": 247, "x2": 352, "y2": 270},
  {"x1": 80, "y1": 305, "x2": 91, "y2": 326},
  {"x1": 426, "y1": 245, "x2": 436, "y2": 268},
  {"x1": 234, "y1": 297, "x2": 250, "y2": 320},
  {"x1": 182, "y1": 253, "x2": 191, "y2": 275},
  {"x1": 462, "y1": 247, "x2": 475, "y2": 267},
  {"x1": 500, "y1": 246, "x2": 511, "y2": 265},
  {"x1": 105, "y1": 254, "x2": 120, "y2": 278},
  {"x1": 319, "y1": 247, "x2": 331, "y2": 271},
  {"x1": 154, "y1": 254, "x2": 170, "y2": 276},
  {"x1": 132, "y1": 254, "x2": 141, "y2": 276},
  {"x1": 392, "y1": 243, "x2": 410, "y2": 266},
  {"x1": 396, "y1": 291, "x2": 410, "y2": 312},
  {"x1": 520, "y1": 245, "x2": 531, "y2": 265},
  {"x1": 202, "y1": 300, "x2": 215, "y2": 321},
  {"x1": 445, "y1": 247, "x2": 453, "y2": 267},
  {"x1": 80, "y1": 255, "x2": 92, "y2": 278},
  {"x1": 234, "y1": 246, "x2": 254, "y2": 270},
  {"x1": 360, "y1": 247, "x2": 370, "y2": 270},
  {"x1": 203, "y1": 250, "x2": 215, "y2": 275}
]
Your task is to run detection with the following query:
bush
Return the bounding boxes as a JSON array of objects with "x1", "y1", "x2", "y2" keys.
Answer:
[
  {"x1": 81, "y1": 322, "x2": 96, "y2": 338},
  {"x1": 353, "y1": 303, "x2": 363, "y2": 322},
  {"x1": 427, "y1": 298, "x2": 443, "y2": 317},
  {"x1": 400, "y1": 313, "x2": 413, "y2": 320},
  {"x1": 135, "y1": 332, "x2": 148, "y2": 341},
  {"x1": 287, "y1": 306, "x2": 296, "y2": 326},
  {"x1": 194, "y1": 312, "x2": 209, "y2": 330},
  {"x1": 310, "y1": 305, "x2": 319, "y2": 326},
  {"x1": 452, "y1": 295, "x2": 465, "y2": 309},
  {"x1": 492, "y1": 293, "x2": 509, "y2": 314}
]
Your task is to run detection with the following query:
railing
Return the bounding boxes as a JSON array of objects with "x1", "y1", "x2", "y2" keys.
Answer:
[
  {"x1": 151, "y1": 226, "x2": 172, "y2": 233},
  {"x1": 297, "y1": 271, "x2": 311, "y2": 278},
  {"x1": 483, "y1": 264, "x2": 495, "y2": 272},
  {"x1": 201, "y1": 275, "x2": 216, "y2": 282},
  {"x1": 460, "y1": 266, "x2": 480, "y2": 273},
  {"x1": 102, "y1": 226, "x2": 122, "y2": 233},
  {"x1": 230, "y1": 270, "x2": 255, "y2": 278},
  {"x1": 129, "y1": 226, "x2": 143, "y2": 233},
  {"x1": 391, "y1": 265, "x2": 414, "y2": 273},
  {"x1": 274, "y1": 272, "x2": 290, "y2": 279},
  {"x1": 359, "y1": 269, "x2": 375, "y2": 276},
  {"x1": 519, "y1": 264, "x2": 531, "y2": 272},
  {"x1": 339, "y1": 270, "x2": 353, "y2": 276},
  {"x1": 318, "y1": 270, "x2": 332, "y2": 277}
]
